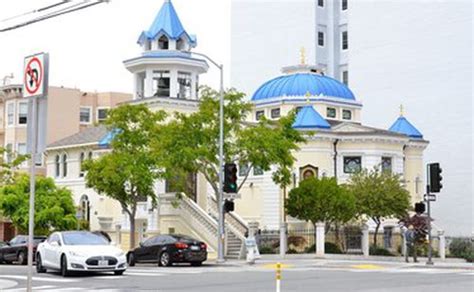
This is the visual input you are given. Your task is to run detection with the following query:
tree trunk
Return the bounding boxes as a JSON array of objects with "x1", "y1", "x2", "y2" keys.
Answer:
[
  {"x1": 129, "y1": 211, "x2": 136, "y2": 250},
  {"x1": 373, "y1": 221, "x2": 380, "y2": 248}
]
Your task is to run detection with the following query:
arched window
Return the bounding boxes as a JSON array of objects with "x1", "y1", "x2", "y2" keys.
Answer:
[
  {"x1": 88, "y1": 151, "x2": 93, "y2": 160},
  {"x1": 62, "y1": 154, "x2": 68, "y2": 178},
  {"x1": 79, "y1": 194, "x2": 90, "y2": 224},
  {"x1": 176, "y1": 38, "x2": 185, "y2": 50},
  {"x1": 79, "y1": 152, "x2": 85, "y2": 177},
  {"x1": 158, "y1": 35, "x2": 169, "y2": 50},
  {"x1": 55, "y1": 155, "x2": 60, "y2": 177}
]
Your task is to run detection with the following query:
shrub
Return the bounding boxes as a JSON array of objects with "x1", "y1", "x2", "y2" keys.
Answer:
[
  {"x1": 303, "y1": 242, "x2": 343, "y2": 254},
  {"x1": 286, "y1": 248, "x2": 298, "y2": 254},
  {"x1": 259, "y1": 245, "x2": 276, "y2": 254},
  {"x1": 370, "y1": 245, "x2": 395, "y2": 256},
  {"x1": 449, "y1": 238, "x2": 473, "y2": 262}
]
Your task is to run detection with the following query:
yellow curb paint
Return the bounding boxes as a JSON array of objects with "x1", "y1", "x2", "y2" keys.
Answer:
[
  {"x1": 351, "y1": 264, "x2": 385, "y2": 270},
  {"x1": 262, "y1": 263, "x2": 293, "y2": 269}
]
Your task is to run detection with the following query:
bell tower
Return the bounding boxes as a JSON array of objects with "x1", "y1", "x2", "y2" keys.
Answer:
[{"x1": 124, "y1": 0, "x2": 208, "y2": 100}]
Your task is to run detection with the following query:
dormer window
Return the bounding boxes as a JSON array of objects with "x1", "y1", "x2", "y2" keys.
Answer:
[
  {"x1": 327, "y1": 107, "x2": 336, "y2": 118},
  {"x1": 342, "y1": 109, "x2": 352, "y2": 120},
  {"x1": 158, "y1": 35, "x2": 169, "y2": 50},
  {"x1": 177, "y1": 38, "x2": 186, "y2": 51}
]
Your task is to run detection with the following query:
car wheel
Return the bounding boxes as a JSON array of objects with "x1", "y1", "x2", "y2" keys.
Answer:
[
  {"x1": 127, "y1": 253, "x2": 135, "y2": 267},
  {"x1": 191, "y1": 261, "x2": 202, "y2": 267},
  {"x1": 18, "y1": 251, "x2": 27, "y2": 265},
  {"x1": 60, "y1": 255, "x2": 70, "y2": 277},
  {"x1": 159, "y1": 252, "x2": 172, "y2": 267},
  {"x1": 114, "y1": 270, "x2": 124, "y2": 276},
  {"x1": 36, "y1": 254, "x2": 47, "y2": 273}
]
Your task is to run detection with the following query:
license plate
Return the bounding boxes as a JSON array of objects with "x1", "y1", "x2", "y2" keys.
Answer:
[
  {"x1": 98, "y1": 260, "x2": 108, "y2": 266},
  {"x1": 190, "y1": 246, "x2": 200, "y2": 251}
]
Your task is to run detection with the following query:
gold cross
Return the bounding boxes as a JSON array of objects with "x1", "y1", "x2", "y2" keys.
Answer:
[
  {"x1": 400, "y1": 104, "x2": 404, "y2": 116},
  {"x1": 300, "y1": 47, "x2": 306, "y2": 65},
  {"x1": 305, "y1": 91, "x2": 311, "y2": 103}
]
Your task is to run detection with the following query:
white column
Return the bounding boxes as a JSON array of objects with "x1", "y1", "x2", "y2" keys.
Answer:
[
  {"x1": 191, "y1": 73, "x2": 197, "y2": 99},
  {"x1": 133, "y1": 73, "x2": 139, "y2": 100},
  {"x1": 438, "y1": 230, "x2": 446, "y2": 261},
  {"x1": 362, "y1": 224, "x2": 369, "y2": 257},
  {"x1": 169, "y1": 39, "x2": 177, "y2": 50},
  {"x1": 316, "y1": 222, "x2": 325, "y2": 257},
  {"x1": 170, "y1": 69, "x2": 178, "y2": 98},
  {"x1": 279, "y1": 222, "x2": 287, "y2": 258},
  {"x1": 144, "y1": 68, "x2": 154, "y2": 97},
  {"x1": 151, "y1": 39, "x2": 158, "y2": 50}
]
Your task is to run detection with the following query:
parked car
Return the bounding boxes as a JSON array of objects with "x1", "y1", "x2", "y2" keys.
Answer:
[
  {"x1": 36, "y1": 231, "x2": 127, "y2": 277},
  {"x1": 0, "y1": 235, "x2": 46, "y2": 265},
  {"x1": 127, "y1": 234, "x2": 207, "y2": 267}
]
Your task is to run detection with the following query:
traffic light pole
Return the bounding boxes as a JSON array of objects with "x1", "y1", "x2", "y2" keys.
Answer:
[
  {"x1": 191, "y1": 52, "x2": 225, "y2": 262},
  {"x1": 426, "y1": 166, "x2": 433, "y2": 265}
]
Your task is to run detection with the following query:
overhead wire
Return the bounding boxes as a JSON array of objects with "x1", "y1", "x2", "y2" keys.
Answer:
[
  {"x1": 0, "y1": 1, "x2": 72, "y2": 23},
  {"x1": 0, "y1": 1, "x2": 108, "y2": 33}
]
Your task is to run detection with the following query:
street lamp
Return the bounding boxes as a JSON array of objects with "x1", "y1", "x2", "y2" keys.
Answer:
[{"x1": 191, "y1": 51, "x2": 225, "y2": 263}]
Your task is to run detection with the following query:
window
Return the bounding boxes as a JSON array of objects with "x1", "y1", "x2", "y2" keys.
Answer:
[
  {"x1": 342, "y1": 31, "x2": 348, "y2": 50},
  {"x1": 177, "y1": 72, "x2": 192, "y2": 99},
  {"x1": 62, "y1": 154, "x2": 68, "y2": 178},
  {"x1": 17, "y1": 143, "x2": 26, "y2": 155},
  {"x1": 342, "y1": 0, "x2": 348, "y2": 10},
  {"x1": 80, "y1": 107, "x2": 91, "y2": 124},
  {"x1": 239, "y1": 163, "x2": 249, "y2": 177},
  {"x1": 343, "y1": 156, "x2": 361, "y2": 173},
  {"x1": 18, "y1": 102, "x2": 28, "y2": 125},
  {"x1": 88, "y1": 151, "x2": 93, "y2": 160},
  {"x1": 158, "y1": 35, "x2": 169, "y2": 50},
  {"x1": 342, "y1": 70, "x2": 349, "y2": 85},
  {"x1": 318, "y1": 0, "x2": 324, "y2": 7},
  {"x1": 383, "y1": 227, "x2": 392, "y2": 249},
  {"x1": 342, "y1": 109, "x2": 352, "y2": 120},
  {"x1": 295, "y1": 106, "x2": 303, "y2": 114},
  {"x1": 79, "y1": 152, "x2": 85, "y2": 177},
  {"x1": 253, "y1": 166, "x2": 263, "y2": 176},
  {"x1": 318, "y1": 31, "x2": 325, "y2": 47},
  {"x1": 271, "y1": 108, "x2": 281, "y2": 119},
  {"x1": 255, "y1": 110, "x2": 264, "y2": 121},
  {"x1": 55, "y1": 155, "x2": 60, "y2": 177},
  {"x1": 153, "y1": 70, "x2": 170, "y2": 97},
  {"x1": 381, "y1": 157, "x2": 392, "y2": 173},
  {"x1": 327, "y1": 107, "x2": 336, "y2": 118},
  {"x1": 7, "y1": 103, "x2": 14, "y2": 125},
  {"x1": 97, "y1": 108, "x2": 109, "y2": 123}
]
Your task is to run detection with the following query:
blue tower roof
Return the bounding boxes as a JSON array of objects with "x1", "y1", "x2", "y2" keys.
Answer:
[
  {"x1": 252, "y1": 73, "x2": 355, "y2": 101},
  {"x1": 137, "y1": 0, "x2": 196, "y2": 46},
  {"x1": 389, "y1": 116, "x2": 423, "y2": 139},
  {"x1": 292, "y1": 105, "x2": 331, "y2": 129}
]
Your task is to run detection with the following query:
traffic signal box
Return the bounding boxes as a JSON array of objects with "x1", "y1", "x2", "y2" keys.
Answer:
[
  {"x1": 224, "y1": 163, "x2": 238, "y2": 193},
  {"x1": 428, "y1": 163, "x2": 443, "y2": 193},
  {"x1": 224, "y1": 200, "x2": 235, "y2": 213}
]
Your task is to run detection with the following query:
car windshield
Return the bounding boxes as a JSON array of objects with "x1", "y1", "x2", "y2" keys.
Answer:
[{"x1": 62, "y1": 232, "x2": 109, "y2": 246}]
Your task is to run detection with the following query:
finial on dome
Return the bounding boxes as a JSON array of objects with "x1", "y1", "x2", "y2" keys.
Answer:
[
  {"x1": 400, "y1": 104, "x2": 404, "y2": 117},
  {"x1": 305, "y1": 91, "x2": 311, "y2": 103},
  {"x1": 300, "y1": 47, "x2": 306, "y2": 65}
]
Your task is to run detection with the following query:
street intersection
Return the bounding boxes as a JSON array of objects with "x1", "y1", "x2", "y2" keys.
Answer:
[{"x1": 0, "y1": 259, "x2": 472, "y2": 291}]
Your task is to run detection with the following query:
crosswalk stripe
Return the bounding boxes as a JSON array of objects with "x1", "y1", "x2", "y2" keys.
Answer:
[
  {"x1": 124, "y1": 272, "x2": 166, "y2": 276},
  {"x1": 0, "y1": 275, "x2": 79, "y2": 283}
]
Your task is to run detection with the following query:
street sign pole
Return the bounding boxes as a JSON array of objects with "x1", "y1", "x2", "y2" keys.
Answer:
[
  {"x1": 26, "y1": 97, "x2": 38, "y2": 292},
  {"x1": 23, "y1": 52, "x2": 48, "y2": 292}
]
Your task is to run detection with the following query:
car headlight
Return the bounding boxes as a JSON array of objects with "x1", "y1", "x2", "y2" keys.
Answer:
[
  {"x1": 68, "y1": 251, "x2": 85, "y2": 257},
  {"x1": 115, "y1": 251, "x2": 125, "y2": 257}
]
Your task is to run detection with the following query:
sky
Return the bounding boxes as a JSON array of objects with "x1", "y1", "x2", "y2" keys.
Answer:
[{"x1": 0, "y1": 0, "x2": 231, "y2": 92}]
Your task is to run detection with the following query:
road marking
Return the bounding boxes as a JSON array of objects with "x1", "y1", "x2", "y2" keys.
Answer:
[
  {"x1": 261, "y1": 263, "x2": 294, "y2": 269},
  {"x1": 0, "y1": 275, "x2": 79, "y2": 283},
  {"x1": 30, "y1": 285, "x2": 56, "y2": 290},
  {"x1": 123, "y1": 272, "x2": 166, "y2": 277},
  {"x1": 351, "y1": 264, "x2": 385, "y2": 270},
  {"x1": 0, "y1": 279, "x2": 17, "y2": 289}
]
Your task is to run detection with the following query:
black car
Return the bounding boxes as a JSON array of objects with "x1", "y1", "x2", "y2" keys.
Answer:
[
  {"x1": 0, "y1": 235, "x2": 47, "y2": 264},
  {"x1": 128, "y1": 234, "x2": 207, "y2": 267}
]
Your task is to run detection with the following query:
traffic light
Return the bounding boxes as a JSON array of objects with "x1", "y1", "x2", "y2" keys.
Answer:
[
  {"x1": 224, "y1": 200, "x2": 234, "y2": 213},
  {"x1": 224, "y1": 163, "x2": 238, "y2": 193},
  {"x1": 428, "y1": 163, "x2": 443, "y2": 193},
  {"x1": 414, "y1": 202, "x2": 425, "y2": 214}
]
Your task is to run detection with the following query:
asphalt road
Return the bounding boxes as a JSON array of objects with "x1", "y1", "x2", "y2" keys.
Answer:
[{"x1": 0, "y1": 261, "x2": 472, "y2": 292}]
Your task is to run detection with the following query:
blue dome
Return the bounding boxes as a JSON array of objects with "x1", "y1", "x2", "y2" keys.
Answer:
[{"x1": 251, "y1": 73, "x2": 355, "y2": 101}]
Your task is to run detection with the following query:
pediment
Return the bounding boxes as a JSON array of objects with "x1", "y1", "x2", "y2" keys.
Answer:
[{"x1": 331, "y1": 122, "x2": 373, "y2": 133}]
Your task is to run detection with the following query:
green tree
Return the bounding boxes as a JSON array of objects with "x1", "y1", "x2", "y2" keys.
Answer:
[
  {"x1": 151, "y1": 87, "x2": 304, "y2": 207},
  {"x1": 83, "y1": 104, "x2": 166, "y2": 249},
  {"x1": 0, "y1": 147, "x2": 28, "y2": 186},
  {"x1": 348, "y1": 167, "x2": 410, "y2": 247},
  {"x1": 286, "y1": 177, "x2": 356, "y2": 227},
  {"x1": 0, "y1": 174, "x2": 77, "y2": 235}
]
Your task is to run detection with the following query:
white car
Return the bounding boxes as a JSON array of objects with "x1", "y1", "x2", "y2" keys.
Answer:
[{"x1": 36, "y1": 231, "x2": 127, "y2": 277}]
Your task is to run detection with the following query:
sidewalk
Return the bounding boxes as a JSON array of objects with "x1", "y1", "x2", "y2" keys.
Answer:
[{"x1": 216, "y1": 254, "x2": 473, "y2": 270}]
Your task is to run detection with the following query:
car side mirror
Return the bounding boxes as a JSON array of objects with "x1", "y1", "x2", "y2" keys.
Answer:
[
  {"x1": 139, "y1": 242, "x2": 144, "y2": 247},
  {"x1": 5, "y1": 242, "x2": 10, "y2": 246}
]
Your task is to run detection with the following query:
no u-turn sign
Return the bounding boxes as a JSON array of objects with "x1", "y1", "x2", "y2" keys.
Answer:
[{"x1": 23, "y1": 52, "x2": 49, "y2": 98}]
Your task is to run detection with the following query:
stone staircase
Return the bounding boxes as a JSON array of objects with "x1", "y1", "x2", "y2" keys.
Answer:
[{"x1": 226, "y1": 231, "x2": 244, "y2": 259}]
